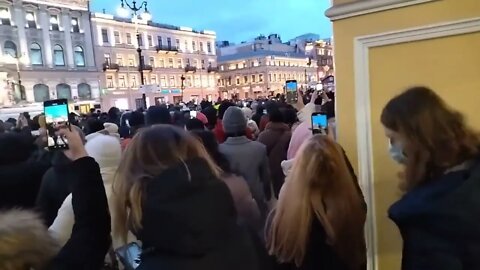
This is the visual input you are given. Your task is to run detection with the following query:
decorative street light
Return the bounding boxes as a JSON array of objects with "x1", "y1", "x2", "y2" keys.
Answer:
[
  {"x1": 180, "y1": 74, "x2": 186, "y2": 102},
  {"x1": 117, "y1": 0, "x2": 152, "y2": 109},
  {"x1": 305, "y1": 57, "x2": 312, "y2": 89}
]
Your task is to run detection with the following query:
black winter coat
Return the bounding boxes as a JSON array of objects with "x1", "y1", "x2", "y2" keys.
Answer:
[
  {"x1": 136, "y1": 158, "x2": 263, "y2": 270},
  {"x1": 389, "y1": 157, "x2": 480, "y2": 270}
]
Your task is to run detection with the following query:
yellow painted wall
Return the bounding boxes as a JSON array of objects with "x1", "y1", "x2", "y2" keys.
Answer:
[{"x1": 331, "y1": 0, "x2": 480, "y2": 269}]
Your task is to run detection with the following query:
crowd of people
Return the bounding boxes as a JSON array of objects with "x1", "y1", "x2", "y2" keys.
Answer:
[{"x1": 0, "y1": 86, "x2": 479, "y2": 270}]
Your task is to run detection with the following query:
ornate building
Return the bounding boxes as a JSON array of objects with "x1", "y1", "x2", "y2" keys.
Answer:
[{"x1": 0, "y1": 0, "x2": 99, "y2": 114}]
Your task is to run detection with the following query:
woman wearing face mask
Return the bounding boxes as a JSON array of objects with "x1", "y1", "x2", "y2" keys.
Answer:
[{"x1": 382, "y1": 86, "x2": 480, "y2": 270}]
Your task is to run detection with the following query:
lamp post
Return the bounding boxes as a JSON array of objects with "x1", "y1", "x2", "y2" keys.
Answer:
[
  {"x1": 180, "y1": 74, "x2": 186, "y2": 102},
  {"x1": 117, "y1": 0, "x2": 152, "y2": 109},
  {"x1": 304, "y1": 57, "x2": 312, "y2": 90}
]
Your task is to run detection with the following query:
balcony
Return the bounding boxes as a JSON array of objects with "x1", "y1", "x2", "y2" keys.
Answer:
[
  {"x1": 156, "y1": 45, "x2": 179, "y2": 53},
  {"x1": 142, "y1": 65, "x2": 153, "y2": 71},
  {"x1": 102, "y1": 63, "x2": 119, "y2": 72},
  {"x1": 185, "y1": 65, "x2": 197, "y2": 73},
  {"x1": 207, "y1": 66, "x2": 219, "y2": 73}
]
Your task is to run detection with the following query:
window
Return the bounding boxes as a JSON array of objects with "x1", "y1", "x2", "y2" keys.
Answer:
[
  {"x1": 192, "y1": 41, "x2": 196, "y2": 51},
  {"x1": 138, "y1": 35, "x2": 143, "y2": 47},
  {"x1": 168, "y1": 58, "x2": 173, "y2": 68},
  {"x1": 116, "y1": 54, "x2": 124, "y2": 66},
  {"x1": 207, "y1": 42, "x2": 212, "y2": 53},
  {"x1": 150, "y1": 75, "x2": 157, "y2": 85},
  {"x1": 126, "y1": 33, "x2": 132, "y2": 45},
  {"x1": 149, "y1": 56, "x2": 155, "y2": 67},
  {"x1": 167, "y1": 37, "x2": 171, "y2": 48},
  {"x1": 77, "y1": 83, "x2": 91, "y2": 100},
  {"x1": 184, "y1": 40, "x2": 188, "y2": 52},
  {"x1": 259, "y1": 74, "x2": 264, "y2": 82},
  {"x1": 118, "y1": 75, "x2": 126, "y2": 88},
  {"x1": 26, "y1": 11, "x2": 37, "y2": 28},
  {"x1": 56, "y1": 84, "x2": 72, "y2": 99},
  {"x1": 201, "y1": 60, "x2": 205, "y2": 69},
  {"x1": 50, "y1": 15, "x2": 59, "y2": 31},
  {"x1": 269, "y1": 74, "x2": 272, "y2": 82},
  {"x1": 130, "y1": 75, "x2": 137, "y2": 87},
  {"x1": 106, "y1": 75, "x2": 114, "y2": 88},
  {"x1": 186, "y1": 76, "x2": 192, "y2": 87},
  {"x1": 71, "y1": 18, "x2": 79, "y2": 33},
  {"x1": 128, "y1": 57, "x2": 134, "y2": 67},
  {"x1": 160, "y1": 76, "x2": 167, "y2": 87},
  {"x1": 104, "y1": 53, "x2": 111, "y2": 65},
  {"x1": 274, "y1": 74, "x2": 277, "y2": 82},
  {"x1": 177, "y1": 58, "x2": 182, "y2": 68},
  {"x1": 193, "y1": 59, "x2": 198, "y2": 68},
  {"x1": 53, "y1": 45, "x2": 65, "y2": 66},
  {"x1": 30, "y1": 43, "x2": 43, "y2": 65},
  {"x1": 148, "y1": 35, "x2": 153, "y2": 47},
  {"x1": 169, "y1": 76, "x2": 175, "y2": 87},
  {"x1": 158, "y1": 58, "x2": 164, "y2": 68},
  {"x1": 251, "y1": 74, "x2": 256, "y2": 83},
  {"x1": 186, "y1": 58, "x2": 190, "y2": 66},
  {"x1": 33, "y1": 84, "x2": 49, "y2": 102},
  {"x1": 199, "y1": 42, "x2": 204, "y2": 52},
  {"x1": 157, "y1": 36, "x2": 162, "y2": 47},
  {"x1": 236, "y1": 77, "x2": 240, "y2": 85},
  {"x1": 176, "y1": 39, "x2": 180, "y2": 49},
  {"x1": 227, "y1": 77, "x2": 231, "y2": 86},
  {"x1": 101, "y1": 28, "x2": 109, "y2": 43},
  {"x1": 0, "y1": 8, "x2": 11, "y2": 25},
  {"x1": 114, "y1": 31, "x2": 121, "y2": 44},
  {"x1": 74, "y1": 46, "x2": 85, "y2": 67},
  {"x1": 244, "y1": 76, "x2": 248, "y2": 84},
  {"x1": 3, "y1": 41, "x2": 17, "y2": 57}
]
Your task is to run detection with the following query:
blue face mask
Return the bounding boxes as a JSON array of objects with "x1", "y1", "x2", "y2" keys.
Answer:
[{"x1": 389, "y1": 141, "x2": 407, "y2": 164}]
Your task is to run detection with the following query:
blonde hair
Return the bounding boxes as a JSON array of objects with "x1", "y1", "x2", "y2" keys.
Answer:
[
  {"x1": 113, "y1": 125, "x2": 221, "y2": 242},
  {"x1": 267, "y1": 135, "x2": 366, "y2": 269},
  {"x1": 0, "y1": 210, "x2": 59, "y2": 270}
]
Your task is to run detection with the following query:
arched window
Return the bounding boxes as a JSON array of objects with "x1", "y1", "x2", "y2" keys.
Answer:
[
  {"x1": 77, "y1": 83, "x2": 91, "y2": 100},
  {"x1": 74, "y1": 46, "x2": 85, "y2": 67},
  {"x1": 3, "y1": 41, "x2": 17, "y2": 57},
  {"x1": 30, "y1": 43, "x2": 43, "y2": 65},
  {"x1": 33, "y1": 84, "x2": 50, "y2": 102},
  {"x1": 56, "y1": 83, "x2": 71, "y2": 100},
  {"x1": 53, "y1": 44, "x2": 65, "y2": 66}
]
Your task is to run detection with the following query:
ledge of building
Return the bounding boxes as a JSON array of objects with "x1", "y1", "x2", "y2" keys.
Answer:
[{"x1": 325, "y1": 0, "x2": 436, "y2": 21}]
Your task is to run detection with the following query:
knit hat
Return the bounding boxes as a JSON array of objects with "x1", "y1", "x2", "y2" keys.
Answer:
[
  {"x1": 146, "y1": 106, "x2": 170, "y2": 126},
  {"x1": 222, "y1": 106, "x2": 247, "y2": 135},
  {"x1": 103, "y1": 123, "x2": 119, "y2": 135},
  {"x1": 85, "y1": 134, "x2": 121, "y2": 168},
  {"x1": 241, "y1": 107, "x2": 253, "y2": 119},
  {"x1": 195, "y1": 112, "x2": 208, "y2": 125}
]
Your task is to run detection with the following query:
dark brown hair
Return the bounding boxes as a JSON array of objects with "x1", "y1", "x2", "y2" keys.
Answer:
[{"x1": 381, "y1": 86, "x2": 480, "y2": 190}]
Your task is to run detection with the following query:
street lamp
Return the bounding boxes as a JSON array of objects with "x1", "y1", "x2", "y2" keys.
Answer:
[
  {"x1": 117, "y1": 0, "x2": 151, "y2": 109},
  {"x1": 180, "y1": 74, "x2": 186, "y2": 102},
  {"x1": 305, "y1": 57, "x2": 312, "y2": 89}
]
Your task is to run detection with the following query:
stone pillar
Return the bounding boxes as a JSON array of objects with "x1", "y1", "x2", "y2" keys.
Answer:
[
  {"x1": 109, "y1": 26, "x2": 115, "y2": 47},
  {"x1": 81, "y1": 13, "x2": 95, "y2": 68},
  {"x1": 12, "y1": 2, "x2": 30, "y2": 64},
  {"x1": 39, "y1": 7, "x2": 53, "y2": 68},
  {"x1": 61, "y1": 10, "x2": 74, "y2": 69}
]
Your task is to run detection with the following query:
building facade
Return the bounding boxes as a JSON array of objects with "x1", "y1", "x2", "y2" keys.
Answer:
[
  {"x1": 91, "y1": 13, "x2": 218, "y2": 110},
  {"x1": 0, "y1": 0, "x2": 99, "y2": 113},
  {"x1": 217, "y1": 51, "x2": 317, "y2": 99},
  {"x1": 305, "y1": 39, "x2": 334, "y2": 79}
]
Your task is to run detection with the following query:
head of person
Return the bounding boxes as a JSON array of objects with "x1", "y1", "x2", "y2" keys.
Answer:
[
  {"x1": 113, "y1": 125, "x2": 221, "y2": 241},
  {"x1": 85, "y1": 118, "x2": 105, "y2": 135},
  {"x1": 108, "y1": 107, "x2": 121, "y2": 121},
  {"x1": 241, "y1": 107, "x2": 253, "y2": 120},
  {"x1": 190, "y1": 130, "x2": 231, "y2": 173},
  {"x1": 218, "y1": 101, "x2": 235, "y2": 120},
  {"x1": 222, "y1": 106, "x2": 247, "y2": 137},
  {"x1": 0, "y1": 133, "x2": 36, "y2": 166},
  {"x1": 129, "y1": 111, "x2": 145, "y2": 128},
  {"x1": 282, "y1": 107, "x2": 298, "y2": 127},
  {"x1": 381, "y1": 86, "x2": 480, "y2": 191},
  {"x1": 185, "y1": 118, "x2": 205, "y2": 131},
  {"x1": 0, "y1": 209, "x2": 59, "y2": 270},
  {"x1": 85, "y1": 134, "x2": 121, "y2": 170},
  {"x1": 268, "y1": 108, "x2": 284, "y2": 123},
  {"x1": 267, "y1": 135, "x2": 366, "y2": 269},
  {"x1": 201, "y1": 106, "x2": 217, "y2": 130},
  {"x1": 145, "y1": 106, "x2": 171, "y2": 126}
]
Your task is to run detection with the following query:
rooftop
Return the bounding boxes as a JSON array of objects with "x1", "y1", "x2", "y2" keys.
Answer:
[
  {"x1": 218, "y1": 50, "x2": 307, "y2": 63},
  {"x1": 91, "y1": 13, "x2": 216, "y2": 36}
]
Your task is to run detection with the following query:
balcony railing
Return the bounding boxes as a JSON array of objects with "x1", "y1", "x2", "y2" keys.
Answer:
[
  {"x1": 156, "y1": 45, "x2": 179, "y2": 53},
  {"x1": 207, "y1": 66, "x2": 219, "y2": 73},
  {"x1": 185, "y1": 65, "x2": 197, "y2": 73},
  {"x1": 142, "y1": 65, "x2": 153, "y2": 71},
  {"x1": 102, "y1": 62, "x2": 119, "y2": 72}
]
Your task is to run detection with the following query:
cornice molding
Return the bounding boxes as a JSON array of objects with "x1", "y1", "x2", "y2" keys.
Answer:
[{"x1": 325, "y1": 0, "x2": 437, "y2": 21}]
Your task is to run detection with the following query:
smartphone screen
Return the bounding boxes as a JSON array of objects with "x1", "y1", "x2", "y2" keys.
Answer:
[
  {"x1": 190, "y1": 110, "x2": 197, "y2": 119},
  {"x1": 44, "y1": 99, "x2": 69, "y2": 150},
  {"x1": 285, "y1": 80, "x2": 298, "y2": 104},
  {"x1": 311, "y1": 113, "x2": 328, "y2": 134}
]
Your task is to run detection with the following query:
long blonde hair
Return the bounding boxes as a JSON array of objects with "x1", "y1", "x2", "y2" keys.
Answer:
[
  {"x1": 113, "y1": 125, "x2": 221, "y2": 242},
  {"x1": 267, "y1": 135, "x2": 366, "y2": 269}
]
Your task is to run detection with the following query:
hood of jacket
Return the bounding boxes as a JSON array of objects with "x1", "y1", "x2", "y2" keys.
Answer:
[
  {"x1": 138, "y1": 158, "x2": 238, "y2": 256},
  {"x1": 389, "y1": 158, "x2": 480, "y2": 236}
]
